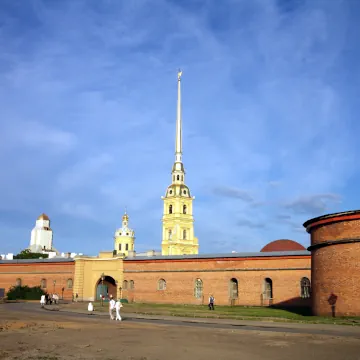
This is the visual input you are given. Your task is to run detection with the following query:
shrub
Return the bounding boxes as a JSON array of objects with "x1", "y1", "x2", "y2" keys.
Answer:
[
  {"x1": 13, "y1": 249, "x2": 49, "y2": 259},
  {"x1": 6, "y1": 285, "x2": 45, "y2": 300}
]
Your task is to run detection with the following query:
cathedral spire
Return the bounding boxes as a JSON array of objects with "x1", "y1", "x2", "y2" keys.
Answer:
[
  {"x1": 175, "y1": 69, "x2": 182, "y2": 163},
  {"x1": 171, "y1": 69, "x2": 185, "y2": 184}
]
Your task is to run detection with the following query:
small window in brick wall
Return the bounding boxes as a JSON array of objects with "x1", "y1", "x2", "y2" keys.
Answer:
[
  {"x1": 158, "y1": 279, "x2": 166, "y2": 291},
  {"x1": 67, "y1": 278, "x2": 73, "y2": 289},
  {"x1": 40, "y1": 279, "x2": 47, "y2": 289},
  {"x1": 300, "y1": 277, "x2": 311, "y2": 298},
  {"x1": 15, "y1": 278, "x2": 21, "y2": 287},
  {"x1": 123, "y1": 280, "x2": 128, "y2": 289},
  {"x1": 229, "y1": 278, "x2": 238, "y2": 299},
  {"x1": 129, "y1": 280, "x2": 135, "y2": 290},
  {"x1": 263, "y1": 278, "x2": 273, "y2": 300},
  {"x1": 194, "y1": 279, "x2": 203, "y2": 299}
]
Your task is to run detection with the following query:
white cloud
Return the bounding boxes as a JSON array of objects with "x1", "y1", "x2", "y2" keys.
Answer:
[{"x1": 0, "y1": 0, "x2": 358, "y2": 254}]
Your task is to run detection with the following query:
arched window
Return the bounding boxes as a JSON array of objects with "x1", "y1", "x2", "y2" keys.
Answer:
[
  {"x1": 119, "y1": 244, "x2": 122, "y2": 251},
  {"x1": 229, "y1": 278, "x2": 238, "y2": 299},
  {"x1": 126, "y1": 244, "x2": 129, "y2": 251},
  {"x1": 40, "y1": 279, "x2": 47, "y2": 289},
  {"x1": 168, "y1": 229, "x2": 172, "y2": 239},
  {"x1": 158, "y1": 278, "x2": 166, "y2": 291},
  {"x1": 16, "y1": 278, "x2": 22, "y2": 287},
  {"x1": 169, "y1": 205, "x2": 173, "y2": 214},
  {"x1": 181, "y1": 175, "x2": 183, "y2": 181},
  {"x1": 130, "y1": 280, "x2": 135, "y2": 290},
  {"x1": 300, "y1": 277, "x2": 311, "y2": 298},
  {"x1": 194, "y1": 278, "x2": 203, "y2": 298},
  {"x1": 123, "y1": 280, "x2": 128, "y2": 289},
  {"x1": 183, "y1": 205, "x2": 187, "y2": 214},
  {"x1": 263, "y1": 278, "x2": 273, "y2": 300},
  {"x1": 67, "y1": 278, "x2": 73, "y2": 289},
  {"x1": 177, "y1": 175, "x2": 180, "y2": 181},
  {"x1": 183, "y1": 229, "x2": 186, "y2": 239}
]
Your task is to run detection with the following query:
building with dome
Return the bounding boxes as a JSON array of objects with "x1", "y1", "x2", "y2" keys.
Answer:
[
  {"x1": 114, "y1": 211, "x2": 135, "y2": 257},
  {"x1": 260, "y1": 239, "x2": 306, "y2": 253},
  {"x1": 161, "y1": 70, "x2": 198, "y2": 256},
  {"x1": 29, "y1": 213, "x2": 54, "y2": 253},
  {"x1": 1, "y1": 70, "x2": 360, "y2": 316}
]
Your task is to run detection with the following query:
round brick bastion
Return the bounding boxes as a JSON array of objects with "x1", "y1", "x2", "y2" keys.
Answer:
[{"x1": 304, "y1": 210, "x2": 360, "y2": 316}]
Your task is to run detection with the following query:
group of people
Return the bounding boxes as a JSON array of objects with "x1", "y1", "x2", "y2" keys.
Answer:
[
  {"x1": 108, "y1": 295, "x2": 123, "y2": 321},
  {"x1": 40, "y1": 293, "x2": 59, "y2": 307},
  {"x1": 41, "y1": 291, "x2": 212, "y2": 317},
  {"x1": 86, "y1": 294, "x2": 123, "y2": 321}
]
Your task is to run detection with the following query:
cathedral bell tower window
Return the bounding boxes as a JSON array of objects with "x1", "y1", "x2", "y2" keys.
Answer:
[
  {"x1": 177, "y1": 175, "x2": 180, "y2": 181},
  {"x1": 183, "y1": 229, "x2": 187, "y2": 239},
  {"x1": 169, "y1": 205, "x2": 173, "y2": 214},
  {"x1": 183, "y1": 205, "x2": 187, "y2": 214},
  {"x1": 119, "y1": 244, "x2": 122, "y2": 251}
]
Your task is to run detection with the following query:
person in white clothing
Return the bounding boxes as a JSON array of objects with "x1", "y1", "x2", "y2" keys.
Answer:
[
  {"x1": 87, "y1": 302, "x2": 94, "y2": 315},
  {"x1": 109, "y1": 296, "x2": 116, "y2": 320},
  {"x1": 115, "y1": 299, "x2": 123, "y2": 321},
  {"x1": 40, "y1": 294, "x2": 46, "y2": 307}
]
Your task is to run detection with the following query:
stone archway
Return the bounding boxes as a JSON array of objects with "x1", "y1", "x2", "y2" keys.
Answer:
[{"x1": 95, "y1": 275, "x2": 117, "y2": 301}]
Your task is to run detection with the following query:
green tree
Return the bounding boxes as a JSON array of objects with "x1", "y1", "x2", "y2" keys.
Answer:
[
  {"x1": 7, "y1": 285, "x2": 45, "y2": 300},
  {"x1": 13, "y1": 249, "x2": 49, "y2": 259}
]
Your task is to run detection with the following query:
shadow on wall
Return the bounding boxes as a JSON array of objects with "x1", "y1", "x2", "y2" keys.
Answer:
[{"x1": 271, "y1": 297, "x2": 312, "y2": 316}]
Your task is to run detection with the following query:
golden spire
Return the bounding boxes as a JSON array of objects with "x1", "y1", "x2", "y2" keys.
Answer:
[
  {"x1": 175, "y1": 69, "x2": 182, "y2": 163},
  {"x1": 122, "y1": 208, "x2": 129, "y2": 223}
]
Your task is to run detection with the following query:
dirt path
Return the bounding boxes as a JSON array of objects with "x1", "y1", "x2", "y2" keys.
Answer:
[{"x1": 1, "y1": 305, "x2": 360, "y2": 360}]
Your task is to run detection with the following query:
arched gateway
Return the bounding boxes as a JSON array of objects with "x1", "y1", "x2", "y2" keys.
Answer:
[
  {"x1": 95, "y1": 275, "x2": 117, "y2": 300},
  {"x1": 72, "y1": 251, "x2": 124, "y2": 302}
]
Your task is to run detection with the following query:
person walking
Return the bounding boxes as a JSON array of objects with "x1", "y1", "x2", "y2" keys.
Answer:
[
  {"x1": 208, "y1": 294, "x2": 215, "y2": 310},
  {"x1": 87, "y1": 301, "x2": 94, "y2": 315},
  {"x1": 40, "y1": 294, "x2": 46, "y2": 308},
  {"x1": 109, "y1": 295, "x2": 116, "y2": 320},
  {"x1": 115, "y1": 299, "x2": 123, "y2": 321}
]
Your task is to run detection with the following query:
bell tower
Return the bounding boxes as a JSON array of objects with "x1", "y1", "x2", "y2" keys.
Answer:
[
  {"x1": 161, "y1": 70, "x2": 199, "y2": 255},
  {"x1": 114, "y1": 210, "x2": 135, "y2": 257}
]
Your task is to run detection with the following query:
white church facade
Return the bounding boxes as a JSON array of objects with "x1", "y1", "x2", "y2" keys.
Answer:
[
  {"x1": 29, "y1": 213, "x2": 54, "y2": 253},
  {"x1": 1, "y1": 213, "x2": 82, "y2": 260}
]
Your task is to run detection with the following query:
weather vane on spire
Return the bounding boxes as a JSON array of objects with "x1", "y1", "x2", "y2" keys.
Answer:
[{"x1": 177, "y1": 68, "x2": 182, "y2": 81}]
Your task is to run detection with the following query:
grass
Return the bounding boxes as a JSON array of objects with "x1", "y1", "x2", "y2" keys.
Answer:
[{"x1": 73, "y1": 301, "x2": 360, "y2": 326}]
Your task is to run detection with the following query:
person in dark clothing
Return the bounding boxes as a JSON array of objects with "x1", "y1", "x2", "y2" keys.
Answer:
[{"x1": 208, "y1": 295, "x2": 215, "y2": 310}]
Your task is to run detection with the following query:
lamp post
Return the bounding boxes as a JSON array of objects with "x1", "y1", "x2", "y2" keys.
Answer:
[
  {"x1": 101, "y1": 273, "x2": 105, "y2": 307},
  {"x1": 53, "y1": 280, "x2": 56, "y2": 293},
  {"x1": 115, "y1": 280, "x2": 118, "y2": 299},
  {"x1": 119, "y1": 286, "x2": 122, "y2": 300}
]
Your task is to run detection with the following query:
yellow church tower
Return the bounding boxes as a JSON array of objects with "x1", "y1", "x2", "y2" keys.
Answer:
[
  {"x1": 114, "y1": 211, "x2": 135, "y2": 257},
  {"x1": 161, "y1": 70, "x2": 199, "y2": 256}
]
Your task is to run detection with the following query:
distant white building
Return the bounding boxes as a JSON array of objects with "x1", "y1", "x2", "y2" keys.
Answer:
[
  {"x1": 0, "y1": 213, "x2": 82, "y2": 261},
  {"x1": 29, "y1": 213, "x2": 54, "y2": 253},
  {"x1": 0, "y1": 253, "x2": 13, "y2": 260}
]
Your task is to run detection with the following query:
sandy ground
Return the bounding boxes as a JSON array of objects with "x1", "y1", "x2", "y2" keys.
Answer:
[{"x1": 1, "y1": 305, "x2": 360, "y2": 360}]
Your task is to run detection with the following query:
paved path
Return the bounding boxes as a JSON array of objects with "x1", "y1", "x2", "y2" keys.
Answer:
[{"x1": 4, "y1": 302, "x2": 360, "y2": 338}]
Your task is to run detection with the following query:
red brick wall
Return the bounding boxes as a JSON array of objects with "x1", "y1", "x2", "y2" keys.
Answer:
[
  {"x1": 308, "y1": 218, "x2": 360, "y2": 316},
  {"x1": 122, "y1": 255, "x2": 311, "y2": 307},
  {"x1": 0, "y1": 261, "x2": 75, "y2": 300}
]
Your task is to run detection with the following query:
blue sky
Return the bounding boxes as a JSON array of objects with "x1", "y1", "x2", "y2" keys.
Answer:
[{"x1": 1, "y1": 0, "x2": 360, "y2": 256}]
